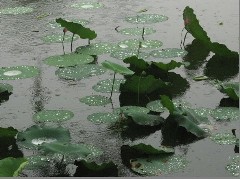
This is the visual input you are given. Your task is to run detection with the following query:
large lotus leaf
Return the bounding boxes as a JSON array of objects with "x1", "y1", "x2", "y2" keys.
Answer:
[
  {"x1": 130, "y1": 155, "x2": 188, "y2": 176},
  {"x1": 87, "y1": 112, "x2": 119, "y2": 124},
  {"x1": 0, "y1": 157, "x2": 28, "y2": 177},
  {"x1": 0, "y1": 127, "x2": 18, "y2": 138},
  {"x1": 146, "y1": 100, "x2": 165, "y2": 113},
  {"x1": 0, "y1": 83, "x2": 13, "y2": 94},
  {"x1": 118, "y1": 39, "x2": 163, "y2": 50},
  {"x1": 25, "y1": 155, "x2": 50, "y2": 170},
  {"x1": 123, "y1": 56, "x2": 149, "y2": 72},
  {"x1": 43, "y1": 53, "x2": 94, "y2": 67},
  {"x1": 110, "y1": 49, "x2": 150, "y2": 61},
  {"x1": 93, "y1": 79, "x2": 126, "y2": 93},
  {"x1": 71, "y1": 2, "x2": 104, "y2": 9},
  {"x1": 211, "y1": 107, "x2": 239, "y2": 121},
  {"x1": 0, "y1": 66, "x2": 39, "y2": 80},
  {"x1": 55, "y1": 64, "x2": 106, "y2": 80},
  {"x1": 76, "y1": 42, "x2": 116, "y2": 55},
  {"x1": 121, "y1": 75, "x2": 167, "y2": 94},
  {"x1": 113, "y1": 106, "x2": 150, "y2": 115},
  {"x1": 118, "y1": 27, "x2": 156, "y2": 36},
  {"x1": 49, "y1": 19, "x2": 90, "y2": 29},
  {"x1": 102, "y1": 60, "x2": 134, "y2": 75},
  {"x1": 126, "y1": 112, "x2": 164, "y2": 126},
  {"x1": 42, "y1": 33, "x2": 79, "y2": 43},
  {"x1": 79, "y1": 95, "x2": 111, "y2": 106},
  {"x1": 17, "y1": 125, "x2": 70, "y2": 149},
  {"x1": 150, "y1": 48, "x2": 188, "y2": 58},
  {"x1": 210, "y1": 133, "x2": 238, "y2": 145},
  {"x1": 0, "y1": 7, "x2": 33, "y2": 15},
  {"x1": 33, "y1": 110, "x2": 74, "y2": 123},
  {"x1": 219, "y1": 82, "x2": 239, "y2": 101},
  {"x1": 225, "y1": 155, "x2": 240, "y2": 177},
  {"x1": 209, "y1": 42, "x2": 238, "y2": 57},
  {"x1": 125, "y1": 14, "x2": 168, "y2": 24},
  {"x1": 56, "y1": 18, "x2": 97, "y2": 40},
  {"x1": 153, "y1": 60, "x2": 183, "y2": 72}
]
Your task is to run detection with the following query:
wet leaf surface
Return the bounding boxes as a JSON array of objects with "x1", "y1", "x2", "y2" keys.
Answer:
[{"x1": 80, "y1": 95, "x2": 111, "y2": 106}]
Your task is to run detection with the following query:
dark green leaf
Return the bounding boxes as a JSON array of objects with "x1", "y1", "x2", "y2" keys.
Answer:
[
  {"x1": 160, "y1": 95, "x2": 174, "y2": 114},
  {"x1": 102, "y1": 60, "x2": 134, "y2": 75},
  {"x1": 153, "y1": 60, "x2": 183, "y2": 72}
]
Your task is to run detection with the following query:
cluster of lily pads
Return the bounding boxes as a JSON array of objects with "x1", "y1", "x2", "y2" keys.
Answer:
[{"x1": 0, "y1": 3, "x2": 239, "y2": 177}]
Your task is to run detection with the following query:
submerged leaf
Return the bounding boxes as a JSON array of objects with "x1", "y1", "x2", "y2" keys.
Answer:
[
  {"x1": 210, "y1": 133, "x2": 238, "y2": 145},
  {"x1": 102, "y1": 60, "x2": 134, "y2": 75},
  {"x1": 80, "y1": 95, "x2": 111, "y2": 106}
]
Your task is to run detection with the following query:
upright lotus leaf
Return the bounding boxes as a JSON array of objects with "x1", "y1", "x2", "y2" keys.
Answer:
[
  {"x1": 160, "y1": 95, "x2": 174, "y2": 114},
  {"x1": 225, "y1": 155, "x2": 240, "y2": 177},
  {"x1": 76, "y1": 42, "x2": 116, "y2": 55},
  {"x1": 114, "y1": 106, "x2": 150, "y2": 115},
  {"x1": 125, "y1": 14, "x2": 168, "y2": 24},
  {"x1": 211, "y1": 107, "x2": 239, "y2": 121},
  {"x1": 56, "y1": 18, "x2": 97, "y2": 40},
  {"x1": 0, "y1": 7, "x2": 33, "y2": 15},
  {"x1": 210, "y1": 133, "x2": 238, "y2": 145},
  {"x1": 17, "y1": 125, "x2": 70, "y2": 149},
  {"x1": 123, "y1": 56, "x2": 149, "y2": 72},
  {"x1": 0, "y1": 127, "x2": 18, "y2": 138},
  {"x1": 218, "y1": 82, "x2": 239, "y2": 101},
  {"x1": 0, "y1": 83, "x2": 13, "y2": 94},
  {"x1": 102, "y1": 60, "x2": 134, "y2": 75},
  {"x1": 150, "y1": 48, "x2": 188, "y2": 58},
  {"x1": 110, "y1": 49, "x2": 150, "y2": 60},
  {"x1": 93, "y1": 79, "x2": 126, "y2": 93},
  {"x1": 80, "y1": 95, "x2": 111, "y2": 106},
  {"x1": 87, "y1": 112, "x2": 119, "y2": 124},
  {"x1": 146, "y1": 100, "x2": 165, "y2": 113},
  {"x1": 42, "y1": 33, "x2": 79, "y2": 43},
  {"x1": 49, "y1": 19, "x2": 90, "y2": 29},
  {"x1": 153, "y1": 60, "x2": 183, "y2": 72},
  {"x1": 0, "y1": 157, "x2": 28, "y2": 177},
  {"x1": 118, "y1": 27, "x2": 156, "y2": 36}
]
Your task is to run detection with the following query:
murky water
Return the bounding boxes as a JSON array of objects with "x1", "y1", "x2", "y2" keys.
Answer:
[{"x1": 0, "y1": 0, "x2": 239, "y2": 177}]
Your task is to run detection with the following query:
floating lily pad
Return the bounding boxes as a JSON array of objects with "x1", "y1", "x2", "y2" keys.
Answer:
[
  {"x1": 48, "y1": 19, "x2": 90, "y2": 29},
  {"x1": 125, "y1": 14, "x2": 168, "y2": 24},
  {"x1": 80, "y1": 95, "x2": 111, "y2": 106},
  {"x1": 210, "y1": 133, "x2": 238, "y2": 145},
  {"x1": 87, "y1": 112, "x2": 119, "y2": 124},
  {"x1": 118, "y1": 39, "x2": 163, "y2": 50},
  {"x1": 130, "y1": 155, "x2": 188, "y2": 176},
  {"x1": 118, "y1": 27, "x2": 156, "y2": 36},
  {"x1": 42, "y1": 33, "x2": 79, "y2": 43},
  {"x1": 193, "y1": 108, "x2": 213, "y2": 118},
  {"x1": 93, "y1": 79, "x2": 126, "y2": 93},
  {"x1": 0, "y1": 66, "x2": 39, "y2": 80},
  {"x1": 102, "y1": 60, "x2": 134, "y2": 75},
  {"x1": 150, "y1": 48, "x2": 188, "y2": 58},
  {"x1": 211, "y1": 107, "x2": 239, "y2": 121},
  {"x1": 0, "y1": 7, "x2": 33, "y2": 15},
  {"x1": 33, "y1": 110, "x2": 74, "y2": 123},
  {"x1": 0, "y1": 83, "x2": 13, "y2": 93},
  {"x1": 114, "y1": 106, "x2": 150, "y2": 115},
  {"x1": 226, "y1": 155, "x2": 240, "y2": 177},
  {"x1": 43, "y1": 53, "x2": 94, "y2": 67},
  {"x1": 55, "y1": 64, "x2": 106, "y2": 80},
  {"x1": 71, "y1": 2, "x2": 104, "y2": 9},
  {"x1": 17, "y1": 125, "x2": 70, "y2": 149},
  {"x1": 25, "y1": 155, "x2": 50, "y2": 170},
  {"x1": 146, "y1": 100, "x2": 165, "y2": 113},
  {"x1": 76, "y1": 42, "x2": 116, "y2": 55},
  {"x1": 110, "y1": 49, "x2": 150, "y2": 60}
]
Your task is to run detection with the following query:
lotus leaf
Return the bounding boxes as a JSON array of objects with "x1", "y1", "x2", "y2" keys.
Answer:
[
  {"x1": 225, "y1": 155, "x2": 239, "y2": 177},
  {"x1": 71, "y1": 2, "x2": 104, "y2": 9},
  {"x1": 87, "y1": 112, "x2": 119, "y2": 124},
  {"x1": 55, "y1": 64, "x2": 106, "y2": 80},
  {"x1": 153, "y1": 60, "x2": 184, "y2": 71},
  {"x1": 25, "y1": 155, "x2": 50, "y2": 170},
  {"x1": 111, "y1": 49, "x2": 150, "y2": 61},
  {"x1": 17, "y1": 125, "x2": 70, "y2": 149},
  {"x1": 33, "y1": 110, "x2": 74, "y2": 123},
  {"x1": 150, "y1": 48, "x2": 188, "y2": 58},
  {"x1": 193, "y1": 108, "x2": 213, "y2": 118},
  {"x1": 0, "y1": 127, "x2": 18, "y2": 138},
  {"x1": 102, "y1": 60, "x2": 134, "y2": 75},
  {"x1": 43, "y1": 53, "x2": 94, "y2": 67},
  {"x1": 93, "y1": 79, "x2": 125, "y2": 93},
  {"x1": 0, "y1": 83, "x2": 13, "y2": 94},
  {"x1": 128, "y1": 143, "x2": 174, "y2": 154},
  {"x1": 114, "y1": 106, "x2": 150, "y2": 115},
  {"x1": 210, "y1": 133, "x2": 238, "y2": 145},
  {"x1": 193, "y1": 75, "x2": 209, "y2": 81},
  {"x1": 146, "y1": 100, "x2": 165, "y2": 113},
  {"x1": 210, "y1": 107, "x2": 239, "y2": 121},
  {"x1": 219, "y1": 82, "x2": 239, "y2": 100},
  {"x1": 42, "y1": 34, "x2": 79, "y2": 43},
  {"x1": 49, "y1": 19, "x2": 90, "y2": 29},
  {"x1": 76, "y1": 42, "x2": 116, "y2": 55},
  {"x1": 0, "y1": 7, "x2": 33, "y2": 15},
  {"x1": 118, "y1": 27, "x2": 156, "y2": 36},
  {"x1": 125, "y1": 14, "x2": 168, "y2": 24},
  {"x1": 130, "y1": 155, "x2": 188, "y2": 176},
  {"x1": 0, "y1": 157, "x2": 28, "y2": 177},
  {"x1": 118, "y1": 39, "x2": 163, "y2": 50},
  {"x1": 0, "y1": 66, "x2": 39, "y2": 80},
  {"x1": 123, "y1": 56, "x2": 149, "y2": 72},
  {"x1": 80, "y1": 95, "x2": 111, "y2": 106}
]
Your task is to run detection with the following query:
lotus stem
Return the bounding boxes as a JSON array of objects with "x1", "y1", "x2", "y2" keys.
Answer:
[
  {"x1": 62, "y1": 32, "x2": 65, "y2": 55},
  {"x1": 110, "y1": 72, "x2": 116, "y2": 100},
  {"x1": 88, "y1": 39, "x2": 90, "y2": 45},
  {"x1": 141, "y1": 27, "x2": 145, "y2": 40},
  {"x1": 71, "y1": 33, "x2": 75, "y2": 52},
  {"x1": 137, "y1": 41, "x2": 142, "y2": 58},
  {"x1": 183, "y1": 31, "x2": 188, "y2": 48}
]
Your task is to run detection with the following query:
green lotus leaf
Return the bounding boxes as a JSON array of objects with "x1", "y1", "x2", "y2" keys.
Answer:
[
  {"x1": 0, "y1": 7, "x2": 33, "y2": 15},
  {"x1": 80, "y1": 95, "x2": 111, "y2": 106},
  {"x1": 113, "y1": 106, "x2": 150, "y2": 115},
  {"x1": 211, "y1": 107, "x2": 239, "y2": 121},
  {"x1": 0, "y1": 157, "x2": 28, "y2": 177},
  {"x1": 193, "y1": 75, "x2": 209, "y2": 81},
  {"x1": 0, "y1": 66, "x2": 39, "y2": 80},
  {"x1": 87, "y1": 112, "x2": 119, "y2": 124},
  {"x1": 210, "y1": 133, "x2": 238, "y2": 145},
  {"x1": 71, "y1": 2, "x2": 104, "y2": 9},
  {"x1": 48, "y1": 19, "x2": 90, "y2": 29},
  {"x1": 92, "y1": 79, "x2": 126, "y2": 93},
  {"x1": 146, "y1": 100, "x2": 165, "y2": 113},
  {"x1": 17, "y1": 125, "x2": 70, "y2": 149},
  {"x1": 193, "y1": 108, "x2": 213, "y2": 118},
  {"x1": 126, "y1": 112, "x2": 164, "y2": 126},
  {"x1": 56, "y1": 18, "x2": 97, "y2": 40},
  {"x1": 102, "y1": 60, "x2": 134, "y2": 75},
  {"x1": 110, "y1": 49, "x2": 150, "y2": 61},
  {"x1": 128, "y1": 143, "x2": 174, "y2": 154},
  {"x1": 0, "y1": 83, "x2": 13, "y2": 94},
  {"x1": 25, "y1": 155, "x2": 50, "y2": 170},
  {"x1": 43, "y1": 53, "x2": 94, "y2": 67},
  {"x1": 123, "y1": 56, "x2": 149, "y2": 72},
  {"x1": 160, "y1": 95, "x2": 175, "y2": 113},
  {"x1": 42, "y1": 33, "x2": 79, "y2": 43},
  {"x1": 118, "y1": 27, "x2": 156, "y2": 36},
  {"x1": 33, "y1": 110, "x2": 74, "y2": 123},
  {"x1": 130, "y1": 155, "x2": 188, "y2": 176},
  {"x1": 150, "y1": 48, "x2": 188, "y2": 58},
  {"x1": 153, "y1": 60, "x2": 184, "y2": 72},
  {"x1": 55, "y1": 64, "x2": 106, "y2": 80},
  {"x1": 219, "y1": 82, "x2": 239, "y2": 100},
  {"x1": 118, "y1": 39, "x2": 163, "y2": 50},
  {"x1": 76, "y1": 42, "x2": 116, "y2": 55},
  {"x1": 125, "y1": 14, "x2": 168, "y2": 24},
  {"x1": 0, "y1": 127, "x2": 18, "y2": 138},
  {"x1": 225, "y1": 155, "x2": 239, "y2": 177}
]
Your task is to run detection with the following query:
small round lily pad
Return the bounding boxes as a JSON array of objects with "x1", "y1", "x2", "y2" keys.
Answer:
[
  {"x1": 80, "y1": 95, "x2": 111, "y2": 106},
  {"x1": 87, "y1": 112, "x2": 119, "y2": 124},
  {"x1": 210, "y1": 133, "x2": 237, "y2": 145},
  {"x1": 76, "y1": 42, "x2": 116, "y2": 55},
  {"x1": 114, "y1": 106, "x2": 150, "y2": 115},
  {"x1": 146, "y1": 100, "x2": 165, "y2": 113},
  {"x1": 118, "y1": 39, "x2": 163, "y2": 50},
  {"x1": 55, "y1": 64, "x2": 106, "y2": 80},
  {"x1": 0, "y1": 83, "x2": 13, "y2": 94},
  {"x1": 71, "y1": 2, "x2": 104, "y2": 9},
  {"x1": 0, "y1": 66, "x2": 39, "y2": 80},
  {"x1": 43, "y1": 53, "x2": 94, "y2": 67},
  {"x1": 226, "y1": 155, "x2": 240, "y2": 177},
  {"x1": 211, "y1": 107, "x2": 239, "y2": 121},
  {"x1": 33, "y1": 110, "x2": 74, "y2": 123},
  {"x1": 92, "y1": 79, "x2": 126, "y2": 93},
  {"x1": 0, "y1": 6, "x2": 33, "y2": 15},
  {"x1": 125, "y1": 14, "x2": 168, "y2": 24},
  {"x1": 42, "y1": 33, "x2": 79, "y2": 43},
  {"x1": 118, "y1": 27, "x2": 156, "y2": 36},
  {"x1": 48, "y1": 19, "x2": 90, "y2": 29},
  {"x1": 193, "y1": 108, "x2": 213, "y2": 118},
  {"x1": 110, "y1": 49, "x2": 150, "y2": 60},
  {"x1": 150, "y1": 48, "x2": 188, "y2": 58}
]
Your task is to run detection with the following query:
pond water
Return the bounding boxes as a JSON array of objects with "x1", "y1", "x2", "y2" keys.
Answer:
[{"x1": 0, "y1": 0, "x2": 239, "y2": 177}]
